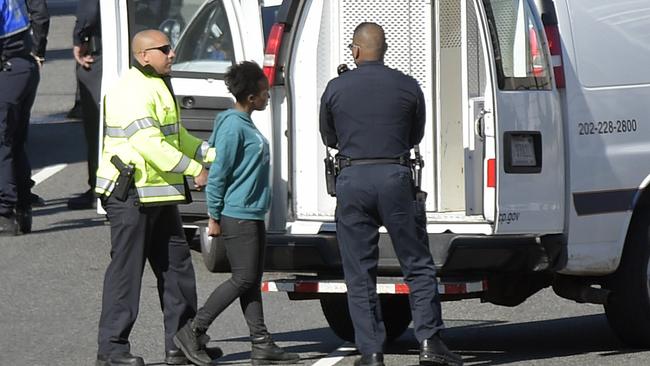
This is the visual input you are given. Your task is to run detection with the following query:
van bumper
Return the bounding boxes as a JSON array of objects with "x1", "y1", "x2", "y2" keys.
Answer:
[{"x1": 264, "y1": 232, "x2": 564, "y2": 275}]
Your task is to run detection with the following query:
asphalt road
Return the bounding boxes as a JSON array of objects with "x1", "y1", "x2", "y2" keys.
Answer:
[{"x1": 1, "y1": 2, "x2": 650, "y2": 365}]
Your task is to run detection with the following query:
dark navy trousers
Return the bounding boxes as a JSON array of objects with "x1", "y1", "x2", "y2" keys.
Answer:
[
  {"x1": 0, "y1": 56, "x2": 39, "y2": 217},
  {"x1": 76, "y1": 54, "x2": 101, "y2": 190},
  {"x1": 98, "y1": 191, "x2": 198, "y2": 355},
  {"x1": 335, "y1": 164, "x2": 444, "y2": 354}
]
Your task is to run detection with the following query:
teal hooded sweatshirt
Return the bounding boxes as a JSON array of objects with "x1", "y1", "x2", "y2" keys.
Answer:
[{"x1": 206, "y1": 109, "x2": 271, "y2": 221}]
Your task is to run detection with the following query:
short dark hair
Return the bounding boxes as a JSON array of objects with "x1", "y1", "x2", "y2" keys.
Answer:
[{"x1": 224, "y1": 61, "x2": 267, "y2": 103}]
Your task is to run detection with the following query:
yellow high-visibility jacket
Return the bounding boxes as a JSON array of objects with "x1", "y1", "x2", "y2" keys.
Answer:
[{"x1": 95, "y1": 66, "x2": 215, "y2": 205}]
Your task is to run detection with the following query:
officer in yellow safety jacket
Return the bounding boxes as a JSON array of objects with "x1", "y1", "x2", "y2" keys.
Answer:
[{"x1": 95, "y1": 29, "x2": 218, "y2": 366}]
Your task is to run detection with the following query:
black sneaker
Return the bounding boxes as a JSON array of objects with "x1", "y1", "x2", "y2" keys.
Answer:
[
  {"x1": 15, "y1": 206, "x2": 32, "y2": 234},
  {"x1": 67, "y1": 189, "x2": 96, "y2": 210},
  {"x1": 251, "y1": 335, "x2": 300, "y2": 365},
  {"x1": 0, "y1": 215, "x2": 18, "y2": 237}
]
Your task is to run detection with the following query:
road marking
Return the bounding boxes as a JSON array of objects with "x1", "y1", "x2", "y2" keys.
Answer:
[
  {"x1": 32, "y1": 164, "x2": 67, "y2": 186},
  {"x1": 312, "y1": 343, "x2": 356, "y2": 366}
]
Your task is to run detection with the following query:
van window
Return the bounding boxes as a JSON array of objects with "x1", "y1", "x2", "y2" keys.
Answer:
[
  {"x1": 129, "y1": 0, "x2": 203, "y2": 45},
  {"x1": 483, "y1": 0, "x2": 552, "y2": 90},
  {"x1": 172, "y1": 1, "x2": 235, "y2": 74},
  {"x1": 262, "y1": 5, "x2": 280, "y2": 46}
]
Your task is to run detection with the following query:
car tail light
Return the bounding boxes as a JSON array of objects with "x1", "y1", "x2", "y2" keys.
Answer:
[
  {"x1": 544, "y1": 24, "x2": 564, "y2": 88},
  {"x1": 263, "y1": 23, "x2": 285, "y2": 85}
]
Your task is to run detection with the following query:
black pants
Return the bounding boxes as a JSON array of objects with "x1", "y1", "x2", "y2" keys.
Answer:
[
  {"x1": 76, "y1": 55, "x2": 101, "y2": 190},
  {"x1": 193, "y1": 215, "x2": 269, "y2": 338},
  {"x1": 0, "y1": 56, "x2": 39, "y2": 217},
  {"x1": 97, "y1": 191, "x2": 198, "y2": 355},
  {"x1": 335, "y1": 164, "x2": 444, "y2": 354}
]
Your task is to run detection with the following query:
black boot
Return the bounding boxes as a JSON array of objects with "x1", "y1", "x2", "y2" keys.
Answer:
[
  {"x1": 419, "y1": 334, "x2": 463, "y2": 366},
  {"x1": 251, "y1": 335, "x2": 300, "y2": 365},
  {"x1": 173, "y1": 321, "x2": 213, "y2": 366},
  {"x1": 15, "y1": 206, "x2": 32, "y2": 234},
  {"x1": 67, "y1": 189, "x2": 96, "y2": 210}
]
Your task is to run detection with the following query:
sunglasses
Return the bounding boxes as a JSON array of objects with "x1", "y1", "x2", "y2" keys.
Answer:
[{"x1": 144, "y1": 44, "x2": 172, "y2": 55}]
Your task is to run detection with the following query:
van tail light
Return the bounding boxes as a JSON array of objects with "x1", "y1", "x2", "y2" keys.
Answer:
[
  {"x1": 263, "y1": 23, "x2": 285, "y2": 85},
  {"x1": 544, "y1": 24, "x2": 565, "y2": 88},
  {"x1": 487, "y1": 159, "x2": 496, "y2": 188}
]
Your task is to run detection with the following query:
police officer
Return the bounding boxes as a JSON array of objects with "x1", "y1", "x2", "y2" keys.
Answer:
[
  {"x1": 95, "y1": 30, "x2": 217, "y2": 366},
  {"x1": 319, "y1": 23, "x2": 463, "y2": 366},
  {"x1": 67, "y1": 0, "x2": 102, "y2": 209},
  {"x1": 0, "y1": 0, "x2": 49, "y2": 236}
]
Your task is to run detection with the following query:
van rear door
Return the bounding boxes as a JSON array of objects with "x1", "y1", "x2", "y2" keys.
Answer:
[{"x1": 473, "y1": 0, "x2": 564, "y2": 234}]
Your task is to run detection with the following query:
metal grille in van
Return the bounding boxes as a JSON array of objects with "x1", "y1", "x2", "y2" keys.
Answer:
[
  {"x1": 440, "y1": 0, "x2": 461, "y2": 48},
  {"x1": 340, "y1": 0, "x2": 430, "y2": 85}
]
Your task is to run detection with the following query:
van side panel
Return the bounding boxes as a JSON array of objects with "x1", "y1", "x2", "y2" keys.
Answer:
[{"x1": 556, "y1": 0, "x2": 650, "y2": 275}]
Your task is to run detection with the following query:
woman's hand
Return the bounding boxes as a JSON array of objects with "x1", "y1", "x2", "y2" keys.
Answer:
[{"x1": 208, "y1": 217, "x2": 221, "y2": 237}]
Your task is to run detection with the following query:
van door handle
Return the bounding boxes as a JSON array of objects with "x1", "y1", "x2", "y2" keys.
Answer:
[{"x1": 475, "y1": 108, "x2": 486, "y2": 140}]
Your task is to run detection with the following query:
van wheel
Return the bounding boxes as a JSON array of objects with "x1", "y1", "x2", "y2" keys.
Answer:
[
  {"x1": 199, "y1": 225, "x2": 230, "y2": 273},
  {"x1": 604, "y1": 210, "x2": 650, "y2": 347},
  {"x1": 320, "y1": 294, "x2": 412, "y2": 343}
]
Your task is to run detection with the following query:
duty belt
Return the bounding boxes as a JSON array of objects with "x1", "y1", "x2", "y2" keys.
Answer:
[{"x1": 337, "y1": 156, "x2": 410, "y2": 169}]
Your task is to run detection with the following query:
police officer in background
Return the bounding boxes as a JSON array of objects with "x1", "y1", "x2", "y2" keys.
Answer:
[
  {"x1": 95, "y1": 30, "x2": 216, "y2": 366},
  {"x1": 67, "y1": 0, "x2": 102, "y2": 209},
  {"x1": 0, "y1": 0, "x2": 49, "y2": 236},
  {"x1": 319, "y1": 22, "x2": 463, "y2": 366}
]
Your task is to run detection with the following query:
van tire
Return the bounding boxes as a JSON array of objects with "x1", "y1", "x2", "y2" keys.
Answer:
[
  {"x1": 604, "y1": 210, "x2": 650, "y2": 347},
  {"x1": 199, "y1": 225, "x2": 230, "y2": 273},
  {"x1": 320, "y1": 294, "x2": 412, "y2": 343}
]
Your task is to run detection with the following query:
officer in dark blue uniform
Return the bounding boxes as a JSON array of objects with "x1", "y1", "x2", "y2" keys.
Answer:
[
  {"x1": 0, "y1": 0, "x2": 49, "y2": 236},
  {"x1": 67, "y1": 0, "x2": 102, "y2": 209},
  {"x1": 319, "y1": 22, "x2": 463, "y2": 366}
]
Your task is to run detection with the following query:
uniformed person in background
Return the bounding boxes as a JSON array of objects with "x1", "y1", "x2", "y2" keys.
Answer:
[
  {"x1": 94, "y1": 30, "x2": 217, "y2": 366},
  {"x1": 0, "y1": 0, "x2": 49, "y2": 236},
  {"x1": 67, "y1": 0, "x2": 102, "y2": 209},
  {"x1": 319, "y1": 22, "x2": 463, "y2": 366}
]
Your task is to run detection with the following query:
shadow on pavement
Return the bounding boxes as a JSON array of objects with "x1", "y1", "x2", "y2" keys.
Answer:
[
  {"x1": 384, "y1": 314, "x2": 642, "y2": 365},
  {"x1": 28, "y1": 119, "x2": 86, "y2": 169},
  {"x1": 46, "y1": 47, "x2": 73, "y2": 62}
]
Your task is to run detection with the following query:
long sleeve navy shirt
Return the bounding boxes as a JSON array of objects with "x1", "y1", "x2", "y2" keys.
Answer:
[
  {"x1": 319, "y1": 60, "x2": 426, "y2": 159},
  {"x1": 73, "y1": 0, "x2": 101, "y2": 48}
]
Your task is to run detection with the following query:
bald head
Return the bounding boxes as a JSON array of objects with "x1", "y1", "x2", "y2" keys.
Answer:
[
  {"x1": 132, "y1": 29, "x2": 175, "y2": 75},
  {"x1": 352, "y1": 22, "x2": 387, "y2": 62},
  {"x1": 132, "y1": 29, "x2": 169, "y2": 55}
]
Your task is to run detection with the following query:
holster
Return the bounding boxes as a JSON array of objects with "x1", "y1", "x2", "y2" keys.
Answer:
[
  {"x1": 110, "y1": 155, "x2": 135, "y2": 202},
  {"x1": 324, "y1": 148, "x2": 338, "y2": 197}
]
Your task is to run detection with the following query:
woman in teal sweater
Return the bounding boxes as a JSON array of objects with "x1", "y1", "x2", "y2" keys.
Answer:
[{"x1": 173, "y1": 62, "x2": 298, "y2": 366}]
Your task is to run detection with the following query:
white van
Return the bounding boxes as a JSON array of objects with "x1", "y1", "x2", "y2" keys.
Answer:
[
  {"x1": 102, "y1": 0, "x2": 650, "y2": 347},
  {"x1": 255, "y1": 0, "x2": 650, "y2": 347}
]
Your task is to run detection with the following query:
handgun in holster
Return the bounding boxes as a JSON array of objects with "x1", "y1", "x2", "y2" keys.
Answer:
[
  {"x1": 411, "y1": 145, "x2": 428, "y2": 209},
  {"x1": 110, "y1": 155, "x2": 135, "y2": 202}
]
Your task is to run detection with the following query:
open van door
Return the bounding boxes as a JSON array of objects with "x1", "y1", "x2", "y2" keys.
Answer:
[{"x1": 466, "y1": 0, "x2": 564, "y2": 234}]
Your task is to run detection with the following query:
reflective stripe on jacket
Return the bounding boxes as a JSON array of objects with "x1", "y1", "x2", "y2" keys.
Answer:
[{"x1": 96, "y1": 66, "x2": 215, "y2": 205}]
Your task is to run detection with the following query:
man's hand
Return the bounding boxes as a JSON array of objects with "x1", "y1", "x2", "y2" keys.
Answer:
[
  {"x1": 208, "y1": 218, "x2": 221, "y2": 237},
  {"x1": 73, "y1": 44, "x2": 95, "y2": 69},
  {"x1": 194, "y1": 168, "x2": 208, "y2": 190}
]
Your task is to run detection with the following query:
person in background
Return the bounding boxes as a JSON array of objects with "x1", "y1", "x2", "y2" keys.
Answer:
[
  {"x1": 0, "y1": 0, "x2": 49, "y2": 236},
  {"x1": 95, "y1": 30, "x2": 217, "y2": 366},
  {"x1": 67, "y1": 0, "x2": 102, "y2": 209},
  {"x1": 319, "y1": 22, "x2": 463, "y2": 366},
  {"x1": 172, "y1": 61, "x2": 299, "y2": 366}
]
